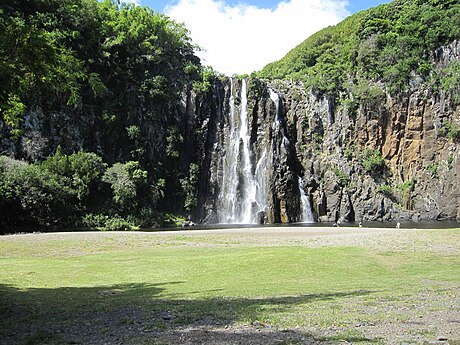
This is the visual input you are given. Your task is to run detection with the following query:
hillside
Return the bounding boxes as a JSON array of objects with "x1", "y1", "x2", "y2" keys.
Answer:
[
  {"x1": 244, "y1": 0, "x2": 460, "y2": 224},
  {"x1": 259, "y1": 0, "x2": 460, "y2": 96},
  {"x1": 0, "y1": 0, "x2": 211, "y2": 230}
]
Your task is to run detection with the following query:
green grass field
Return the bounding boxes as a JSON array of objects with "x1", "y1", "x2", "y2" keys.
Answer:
[{"x1": 1, "y1": 228, "x2": 460, "y2": 344}]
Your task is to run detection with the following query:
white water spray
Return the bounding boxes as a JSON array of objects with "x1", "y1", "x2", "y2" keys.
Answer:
[
  {"x1": 298, "y1": 176, "x2": 314, "y2": 223},
  {"x1": 269, "y1": 88, "x2": 290, "y2": 149},
  {"x1": 219, "y1": 79, "x2": 269, "y2": 224}
]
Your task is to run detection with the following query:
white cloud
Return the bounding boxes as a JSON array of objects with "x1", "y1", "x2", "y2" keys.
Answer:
[
  {"x1": 121, "y1": 0, "x2": 141, "y2": 6},
  {"x1": 166, "y1": 0, "x2": 350, "y2": 75}
]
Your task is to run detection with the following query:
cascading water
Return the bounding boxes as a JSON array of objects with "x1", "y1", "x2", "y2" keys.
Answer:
[
  {"x1": 219, "y1": 82, "x2": 314, "y2": 224},
  {"x1": 219, "y1": 79, "x2": 269, "y2": 224},
  {"x1": 269, "y1": 88, "x2": 290, "y2": 151},
  {"x1": 270, "y1": 87, "x2": 314, "y2": 224},
  {"x1": 298, "y1": 176, "x2": 314, "y2": 223},
  {"x1": 219, "y1": 80, "x2": 240, "y2": 223}
]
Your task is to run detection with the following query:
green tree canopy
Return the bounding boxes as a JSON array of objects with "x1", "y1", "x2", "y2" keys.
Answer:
[{"x1": 259, "y1": 0, "x2": 460, "y2": 95}]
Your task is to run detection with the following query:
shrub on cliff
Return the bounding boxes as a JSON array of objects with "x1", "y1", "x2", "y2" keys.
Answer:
[
  {"x1": 362, "y1": 149, "x2": 386, "y2": 175},
  {"x1": 439, "y1": 119, "x2": 460, "y2": 141}
]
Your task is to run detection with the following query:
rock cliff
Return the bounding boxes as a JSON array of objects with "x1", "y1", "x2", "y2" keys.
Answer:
[
  {"x1": 1, "y1": 42, "x2": 459, "y2": 225},
  {"x1": 195, "y1": 41, "x2": 460, "y2": 223}
]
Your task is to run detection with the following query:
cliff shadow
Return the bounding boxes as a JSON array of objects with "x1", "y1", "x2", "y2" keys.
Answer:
[{"x1": 0, "y1": 283, "x2": 377, "y2": 344}]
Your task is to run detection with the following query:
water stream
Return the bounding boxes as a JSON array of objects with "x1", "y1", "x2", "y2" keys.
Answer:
[
  {"x1": 219, "y1": 79, "x2": 268, "y2": 224},
  {"x1": 219, "y1": 81, "x2": 314, "y2": 224},
  {"x1": 298, "y1": 176, "x2": 314, "y2": 223}
]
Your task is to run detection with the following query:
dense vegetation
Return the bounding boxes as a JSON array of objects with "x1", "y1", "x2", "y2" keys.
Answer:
[
  {"x1": 0, "y1": 0, "x2": 210, "y2": 231},
  {"x1": 1, "y1": 0, "x2": 202, "y2": 130},
  {"x1": 0, "y1": 149, "x2": 171, "y2": 230},
  {"x1": 259, "y1": 0, "x2": 460, "y2": 97},
  {"x1": 1, "y1": 0, "x2": 460, "y2": 231}
]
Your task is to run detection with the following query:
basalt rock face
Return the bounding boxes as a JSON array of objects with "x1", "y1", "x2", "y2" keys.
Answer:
[
  {"x1": 196, "y1": 42, "x2": 460, "y2": 224},
  {"x1": 262, "y1": 81, "x2": 459, "y2": 223},
  {"x1": 197, "y1": 78, "x2": 304, "y2": 224},
  {"x1": 0, "y1": 81, "x2": 227, "y2": 214},
  {"x1": 2, "y1": 42, "x2": 459, "y2": 224}
]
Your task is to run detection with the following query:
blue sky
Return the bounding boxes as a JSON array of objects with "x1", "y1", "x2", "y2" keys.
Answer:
[
  {"x1": 131, "y1": 0, "x2": 392, "y2": 75},
  {"x1": 142, "y1": 0, "x2": 391, "y2": 15}
]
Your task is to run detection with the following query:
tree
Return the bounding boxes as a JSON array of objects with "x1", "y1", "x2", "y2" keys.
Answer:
[
  {"x1": 102, "y1": 161, "x2": 147, "y2": 212},
  {"x1": 42, "y1": 147, "x2": 107, "y2": 201},
  {"x1": 180, "y1": 163, "x2": 200, "y2": 212},
  {"x1": 0, "y1": 156, "x2": 76, "y2": 228}
]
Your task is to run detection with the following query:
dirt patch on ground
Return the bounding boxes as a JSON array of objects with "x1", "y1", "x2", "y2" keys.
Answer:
[{"x1": 1, "y1": 227, "x2": 460, "y2": 344}]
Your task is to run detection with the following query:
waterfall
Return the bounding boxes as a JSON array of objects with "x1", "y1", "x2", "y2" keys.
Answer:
[
  {"x1": 298, "y1": 176, "x2": 314, "y2": 223},
  {"x1": 219, "y1": 79, "x2": 268, "y2": 224},
  {"x1": 217, "y1": 82, "x2": 316, "y2": 224},
  {"x1": 270, "y1": 88, "x2": 314, "y2": 223},
  {"x1": 219, "y1": 79, "x2": 239, "y2": 223},
  {"x1": 269, "y1": 88, "x2": 290, "y2": 149}
]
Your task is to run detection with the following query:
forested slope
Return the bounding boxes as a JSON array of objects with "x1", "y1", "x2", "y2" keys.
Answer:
[
  {"x1": 260, "y1": 0, "x2": 460, "y2": 97},
  {"x1": 254, "y1": 0, "x2": 460, "y2": 223},
  {"x1": 0, "y1": 0, "x2": 213, "y2": 231}
]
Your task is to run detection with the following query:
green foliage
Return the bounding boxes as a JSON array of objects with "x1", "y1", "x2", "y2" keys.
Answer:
[
  {"x1": 343, "y1": 146, "x2": 354, "y2": 160},
  {"x1": 340, "y1": 98, "x2": 357, "y2": 117},
  {"x1": 259, "y1": 0, "x2": 460, "y2": 96},
  {"x1": 103, "y1": 216, "x2": 134, "y2": 231},
  {"x1": 192, "y1": 66, "x2": 215, "y2": 93},
  {"x1": 0, "y1": 152, "x2": 171, "y2": 230},
  {"x1": 41, "y1": 148, "x2": 107, "y2": 201},
  {"x1": 379, "y1": 184, "x2": 393, "y2": 194},
  {"x1": 436, "y1": 61, "x2": 460, "y2": 104},
  {"x1": 0, "y1": 155, "x2": 76, "y2": 227},
  {"x1": 398, "y1": 178, "x2": 416, "y2": 210},
  {"x1": 350, "y1": 80, "x2": 385, "y2": 107},
  {"x1": 438, "y1": 119, "x2": 460, "y2": 141},
  {"x1": 166, "y1": 126, "x2": 183, "y2": 158},
  {"x1": 82, "y1": 213, "x2": 107, "y2": 228},
  {"x1": 398, "y1": 179, "x2": 416, "y2": 193},
  {"x1": 126, "y1": 208, "x2": 163, "y2": 228},
  {"x1": 163, "y1": 213, "x2": 186, "y2": 227},
  {"x1": 180, "y1": 163, "x2": 200, "y2": 211},
  {"x1": 126, "y1": 125, "x2": 141, "y2": 140},
  {"x1": 102, "y1": 161, "x2": 148, "y2": 212},
  {"x1": 448, "y1": 154, "x2": 454, "y2": 169},
  {"x1": 0, "y1": 0, "x2": 202, "y2": 137},
  {"x1": 83, "y1": 210, "x2": 162, "y2": 230},
  {"x1": 427, "y1": 162, "x2": 439, "y2": 178},
  {"x1": 332, "y1": 168, "x2": 349, "y2": 187},
  {"x1": 378, "y1": 184, "x2": 396, "y2": 200},
  {"x1": 362, "y1": 149, "x2": 386, "y2": 174},
  {"x1": 1, "y1": 94, "x2": 26, "y2": 128},
  {"x1": 312, "y1": 133, "x2": 323, "y2": 142},
  {"x1": 126, "y1": 125, "x2": 145, "y2": 159},
  {"x1": 152, "y1": 178, "x2": 166, "y2": 204}
]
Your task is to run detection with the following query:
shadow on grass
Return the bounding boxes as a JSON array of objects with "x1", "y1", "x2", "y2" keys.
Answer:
[
  {"x1": 0, "y1": 283, "x2": 376, "y2": 345},
  {"x1": 318, "y1": 332, "x2": 383, "y2": 344}
]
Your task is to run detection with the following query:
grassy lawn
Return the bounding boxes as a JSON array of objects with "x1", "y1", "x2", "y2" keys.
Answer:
[{"x1": 1, "y1": 228, "x2": 460, "y2": 344}]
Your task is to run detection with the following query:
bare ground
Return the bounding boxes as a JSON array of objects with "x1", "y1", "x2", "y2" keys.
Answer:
[{"x1": 1, "y1": 226, "x2": 460, "y2": 345}]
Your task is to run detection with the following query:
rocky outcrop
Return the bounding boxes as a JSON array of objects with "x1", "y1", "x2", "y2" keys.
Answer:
[
  {"x1": 1, "y1": 42, "x2": 459, "y2": 225},
  {"x1": 269, "y1": 81, "x2": 459, "y2": 223},
  {"x1": 197, "y1": 79, "x2": 303, "y2": 224},
  {"x1": 196, "y1": 41, "x2": 460, "y2": 224}
]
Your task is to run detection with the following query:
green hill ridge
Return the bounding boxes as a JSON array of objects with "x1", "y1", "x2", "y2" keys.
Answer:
[{"x1": 259, "y1": 0, "x2": 460, "y2": 96}]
